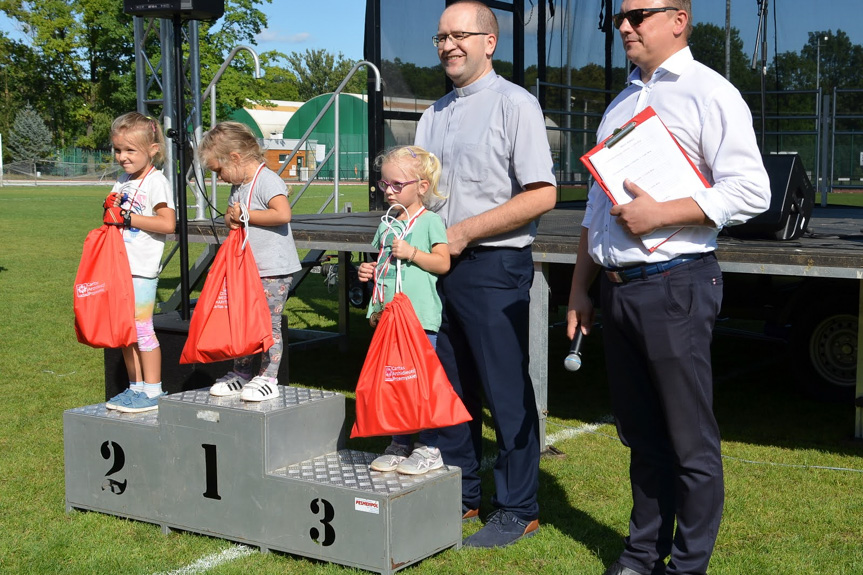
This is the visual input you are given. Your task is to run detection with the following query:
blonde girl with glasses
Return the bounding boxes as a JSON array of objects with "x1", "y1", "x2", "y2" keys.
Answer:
[{"x1": 357, "y1": 145, "x2": 451, "y2": 475}]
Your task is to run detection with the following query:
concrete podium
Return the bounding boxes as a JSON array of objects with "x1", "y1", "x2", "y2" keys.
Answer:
[{"x1": 64, "y1": 386, "x2": 462, "y2": 574}]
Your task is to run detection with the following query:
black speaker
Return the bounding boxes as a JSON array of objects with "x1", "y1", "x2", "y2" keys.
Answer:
[
  {"x1": 123, "y1": 0, "x2": 224, "y2": 20},
  {"x1": 726, "y1": 154, "x2": 814, "y2": 241}
]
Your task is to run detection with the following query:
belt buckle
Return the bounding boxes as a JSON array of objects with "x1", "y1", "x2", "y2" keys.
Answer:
[{"x1": 606, "y1": 270, "x2": 626, "y2": 284}]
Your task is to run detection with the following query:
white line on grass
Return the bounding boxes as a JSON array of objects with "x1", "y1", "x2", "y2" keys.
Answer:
[{"x1": 154, "y1": 545, "x2": 256, "y2": 575}]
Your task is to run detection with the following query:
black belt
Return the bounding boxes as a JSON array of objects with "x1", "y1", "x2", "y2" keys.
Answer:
[{"x1": 605, "y1": 253, "x2": 712, "y2": 284}]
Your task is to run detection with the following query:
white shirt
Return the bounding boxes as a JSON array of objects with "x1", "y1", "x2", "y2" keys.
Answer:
[
  {"x1": 113, "y1": 168, "x2": 174, "y2": 278},
  {"x1": 583, "y1": 47, "x2": 771, "y2": 268}
]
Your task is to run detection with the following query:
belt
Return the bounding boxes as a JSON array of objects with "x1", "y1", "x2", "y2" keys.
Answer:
[{"x1": 605, "y1": 253, "x2": 711, "y2": 284}]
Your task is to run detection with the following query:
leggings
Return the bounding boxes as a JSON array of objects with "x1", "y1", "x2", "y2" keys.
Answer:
[{"x1": 234, "y1": 274, "x2": 293, "y2": 378}]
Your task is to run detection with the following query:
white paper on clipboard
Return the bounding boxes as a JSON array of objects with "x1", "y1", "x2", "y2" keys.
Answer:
[{"x1": 582, "y1": 107, "x2": 709, "y2": 251}]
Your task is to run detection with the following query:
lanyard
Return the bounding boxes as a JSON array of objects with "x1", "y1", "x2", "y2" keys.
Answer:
[
  {"x1": 122, "y1": 165, "x2": 155, "y2": 213},
  {"x1": 371, "y1": 204, "x2": 425, "y2": 306},
  {"x1": 235, "y1": 163, "x2": 266, "y2": 250}
]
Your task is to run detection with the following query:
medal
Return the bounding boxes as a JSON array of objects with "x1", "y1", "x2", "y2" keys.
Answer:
[{"x1": 370, "y1": 310, "x2": 382, "y2": 328}]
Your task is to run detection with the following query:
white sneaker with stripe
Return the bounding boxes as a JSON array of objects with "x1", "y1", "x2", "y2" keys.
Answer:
[{"x1": 240, "y1": 376, "x2": 279, "y2": 402}]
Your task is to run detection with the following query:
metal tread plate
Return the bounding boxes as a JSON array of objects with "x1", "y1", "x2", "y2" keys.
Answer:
[
  {"x1": 164, "y1": 386, "x2": 340, "y2": 413},
  {"x1": 272, "y1": 449, "x2": 457, "y2": 495},
  {"x1": 64, "y1": 403, "x2": 160, "y2": 426}
]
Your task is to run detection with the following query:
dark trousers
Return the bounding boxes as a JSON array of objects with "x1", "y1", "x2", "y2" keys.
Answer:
[
  {"x1": 601, "y1": 254, "x2": 724, "y2": 575},
  {"x1": 435, "y1": 246, "x2": 540, "y2": 520}
]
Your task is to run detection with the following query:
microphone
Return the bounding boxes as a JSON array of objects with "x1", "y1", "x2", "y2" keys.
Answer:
[{"x1": 564, "y1": 329, "x2": 584, "y2": 372}]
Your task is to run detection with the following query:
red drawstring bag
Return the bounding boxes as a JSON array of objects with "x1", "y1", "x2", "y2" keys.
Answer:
[
  {"x1": 180, "y1": 227, "x2": 273, "y2": 364},
  {"x1": 74, "y1": 225, "x2": 137, "y2": 349},
  {"x1": 351, "y1": 291, "x2": 471, "y2": 438}
]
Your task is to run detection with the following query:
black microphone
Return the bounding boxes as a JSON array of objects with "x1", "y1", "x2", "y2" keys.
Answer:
[{"x1": 564, "y1": 328, "x2": 584, "y2": 372}]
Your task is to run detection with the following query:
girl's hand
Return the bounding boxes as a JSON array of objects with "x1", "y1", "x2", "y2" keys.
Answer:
[
  {"x1": 225, "y1": 204, "x2": 243, "y2": 229},
  {"x1": 390, "y1": 238, "x2": 414, "y2": 260},
  {"x1": 357, "y1": 262, "x2": 374, "y2": 283}
]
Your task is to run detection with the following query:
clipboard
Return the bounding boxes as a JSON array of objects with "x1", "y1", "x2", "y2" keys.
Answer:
[{"x1": 580, "y1": 106, "x2": 711, "y2": 251}]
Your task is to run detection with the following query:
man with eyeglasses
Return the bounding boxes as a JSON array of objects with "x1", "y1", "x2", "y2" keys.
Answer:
[
  {"x1": 415, "y1": 0, "x2": 556, "y2": 549},
  {"x1": 567, "y1": 2, "x2": 769, "y2": 575}
]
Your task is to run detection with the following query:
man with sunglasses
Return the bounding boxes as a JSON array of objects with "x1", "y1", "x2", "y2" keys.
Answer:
[
  {"x1": 415, "y1": 0, "x2": 556, "y2": 549},
  {"x1": 567, "y1": 2, "x2": 769, "y2": 575}
]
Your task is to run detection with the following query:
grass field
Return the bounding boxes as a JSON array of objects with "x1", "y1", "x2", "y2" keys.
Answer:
[{"x1": 1, "y1": 184, "x2": 863, "y2": 574}]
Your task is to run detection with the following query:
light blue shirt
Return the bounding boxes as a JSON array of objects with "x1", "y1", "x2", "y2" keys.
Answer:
[
  {"x1": 416, "y1": 71, "x2": 556, "y2": 248},
  {"x1": 584, "y1": 47, "x2": 771, "y2": 268}
]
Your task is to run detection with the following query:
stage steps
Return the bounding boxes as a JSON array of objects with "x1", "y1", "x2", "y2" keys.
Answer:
[{"x1": 64, "y1": 386, "x2": 462, "y2": 574}]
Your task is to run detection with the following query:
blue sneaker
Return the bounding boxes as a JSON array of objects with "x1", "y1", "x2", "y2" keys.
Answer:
[
  {"x1": 105, "y1": 388, "x2": 137, "y2": 410},
  {"x1": 116, "y1": 391, "x2": 166, "y2": 413},
  {"x1": 462, "y1": 509, "x2": 539, "y2": 548}
]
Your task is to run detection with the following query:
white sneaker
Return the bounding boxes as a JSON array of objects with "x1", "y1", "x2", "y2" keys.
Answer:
[
  {"x1": 396, "y1": 446, "x2": 444, "y2": 475},
  {"x1": 369, "y1": 442, "x2": 411, "y2": 472},
  {"x1": 209, "y1": 371, "x2": 250, "y2": 396},
  {"x1": 241, "y1": 376, "x2": 279, "y2": 402}
]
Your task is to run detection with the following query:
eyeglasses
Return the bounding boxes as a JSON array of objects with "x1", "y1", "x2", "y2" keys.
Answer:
[
  {"x1": 432, "y1": 31, "x2": 489, "y2": 47},
  {"x1": 612, "y1": 7, "x2": 679, "y2": 29},
  {"x1": 377, "y1": 179, "x2": 419, "y2": 193}
]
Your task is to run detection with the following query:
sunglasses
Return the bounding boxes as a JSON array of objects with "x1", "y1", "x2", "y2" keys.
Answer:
[
  {"x1": 377, "y1": 179, "x2": 419, "y2": 193},
  {"x1": 612, "y1": 7, "x2": 679, "y2": 29}
]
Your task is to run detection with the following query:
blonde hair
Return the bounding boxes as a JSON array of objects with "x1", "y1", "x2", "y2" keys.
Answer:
[
  {"x1": 111, "y1": 112, "x2": 166, "y2": 167},
  {"x1": 375, "y1": 145, "x2": 444, "y2": 206},
  {"x1": 198, "y1": 121, "x2": 265, "y2": 166}
]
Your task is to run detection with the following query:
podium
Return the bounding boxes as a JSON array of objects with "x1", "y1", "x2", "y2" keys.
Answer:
[{"x1": 64, "y1": 386, "x2": 462, "y2": 574}]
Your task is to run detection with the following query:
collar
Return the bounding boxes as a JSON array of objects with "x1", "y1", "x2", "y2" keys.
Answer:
[
  {"x1": 628, "y1": 46, "x2": 693, "y2": 86},
  {"x1": 454, "y1": 70, "x2": 497, "y2": 98}
]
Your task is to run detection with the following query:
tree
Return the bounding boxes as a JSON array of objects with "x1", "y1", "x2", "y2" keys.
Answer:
[
  {"x1": 8, "y1": 103, "x2": 53, "y2": 172},
  {"x1": 689, "y1": 22, "x2": 759, "y2": 92},
  {"x1": 284, "y1": 49, "x2": 367, "y2": 101}
]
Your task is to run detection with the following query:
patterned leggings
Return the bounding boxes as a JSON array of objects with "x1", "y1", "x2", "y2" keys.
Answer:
[{"x1": 234, "y1": 274, "x2": 293, "y2": 379}]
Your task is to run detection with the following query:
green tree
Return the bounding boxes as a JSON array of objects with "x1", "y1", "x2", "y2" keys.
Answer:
[
  {"x1": 8, "y1": 103, "x2": 53, "y2": 172},
  {"x1": 284, "y1": 49, "x2": 366, "y2": 101},
  {"x1": 0, "y1": 0, "x2": 134, "y2": 148},
  {"x1": 689, "y1": 22, "x2": 759, "y2": 92},
  {"x1": 0, "y1": 33, "x2": 41, "y2": 149}
]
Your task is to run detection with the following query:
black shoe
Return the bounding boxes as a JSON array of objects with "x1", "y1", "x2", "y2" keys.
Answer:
[
  {"x1": 602, "y1": 561, "x2": 648, "y2": 575},
  {"x1": 462, "y1": 509, "x2": 539, "y2": 548}
]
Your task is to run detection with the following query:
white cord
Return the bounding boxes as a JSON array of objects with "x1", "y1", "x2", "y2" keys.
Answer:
[{"x1": 237, "y1": 203, "x2": 250, "y2": 250}]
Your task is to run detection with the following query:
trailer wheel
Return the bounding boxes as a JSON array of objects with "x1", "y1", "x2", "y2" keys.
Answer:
[{"x1": 790, "y1": 303, "x2": 857, "y2": 402}]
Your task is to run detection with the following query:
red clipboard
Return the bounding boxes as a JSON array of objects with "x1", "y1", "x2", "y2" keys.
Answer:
[{"x1": 580, "y1": 106, "x2": 711, "y2": 251}]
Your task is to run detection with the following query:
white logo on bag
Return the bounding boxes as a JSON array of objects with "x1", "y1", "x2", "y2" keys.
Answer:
[
  {"x1": 75, "y1": 282, "x2": 106, "y2": 298},
  {"x1": 214, "y1": 280, "x2": 228, "y2": 309},
  {"x1": 384, "y1": 366, "x2": 417, "y2": 382}
]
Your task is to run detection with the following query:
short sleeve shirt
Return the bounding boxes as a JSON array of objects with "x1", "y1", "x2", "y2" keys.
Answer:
[
  {"x1": 415, "y1": 72, "x2": 556, "y2": 248},
  {"x1": 228, "y1": 167, "x2": 302, "y2": 278},
  {"x1": 114, "y1": 167, "x2": 174, "y2": 278},
  {"x1": 367, "y1": 210, "x2": 448, "y2": 332}
]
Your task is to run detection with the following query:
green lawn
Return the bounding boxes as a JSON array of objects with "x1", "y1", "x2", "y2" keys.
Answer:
[{"x1": 1, "y1": 184, "x2": 862, "y2": 574}]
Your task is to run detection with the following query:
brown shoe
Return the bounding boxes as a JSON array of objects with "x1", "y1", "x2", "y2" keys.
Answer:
[{"x1": 462, "y1": 508, "x2": 480, "y2": 523}]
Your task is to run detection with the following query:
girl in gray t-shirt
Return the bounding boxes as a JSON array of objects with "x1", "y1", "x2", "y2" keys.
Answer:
[{"x1": 199, "y1": 122, "x2": 302, "y2": 402}]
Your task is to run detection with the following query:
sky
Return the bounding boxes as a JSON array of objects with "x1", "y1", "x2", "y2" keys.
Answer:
[
  {"x1": 2, "y1": 1, "x2": 862, "y2": 68},
  {"x1": 249, "y1": 0, "x2": 863, "y2": 68}
]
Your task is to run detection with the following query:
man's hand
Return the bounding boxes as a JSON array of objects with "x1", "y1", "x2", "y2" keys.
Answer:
[
  {"x1": 609, "y1": 179, "x2": 665, "y2": 236},
  {"x1": 445, "y1": 222, "x2": 470, "y2": 257}
]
